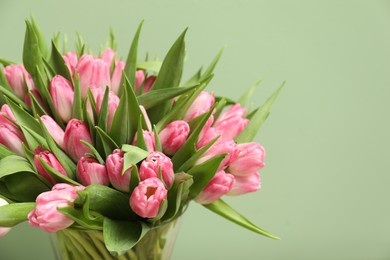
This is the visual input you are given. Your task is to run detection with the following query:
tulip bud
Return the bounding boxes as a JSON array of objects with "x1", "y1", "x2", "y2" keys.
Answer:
[
  {"x1": 130, "y1": 177, "x2": 167, "y2": 218},
  {"x1": 63, "y1": 52, "x2": 78, "y2": 77},
  {"x1": 139, "y1": 151, "x2": 174, "y2": 189},
  {"x1": 0, "y1": 104, "x2": 16, "y2": 125},
  {"x1": 75, "y1": 54, "x2": 111, "y2": 98},
  {"x1": 0, "y1": 124, "x2": 25, "y2": 156},
  {"x1": 0, "y1": 198, "x2": 11, "y2": 237},
  {"x1": 63, "y1": 119, "x2": 93, "y2": 161},
  {"x1": 111, "y1": 61, "x2": 125, "y2": 95},
  {"x1": 40, "y1": 115, "x2": 65, "y2": 149},
  {"x1": 28, "y1": 183, "x2": 85, "y2": 232},
  {"x1": 2, "y1": 64, "x2": 35, "y2": 99},
  {"x1": 106, "y1": 149, "x2": 131, "y2": 192},
  {"x1": 227, "y1": 172, "x2": 261, "y2": 196},
  {"x1": 132, "y1": 130, "x2": 156, "y2": 152},
  {"x1": 183, "y1": 91, "x2": 215, "y2": 121},
  {"x1": 50, "y1": 75, "x2": 74, "y2": 123},
  {"x1": 159, "y1": 120, "x2": 190, "y2": 155},
  {"x1": 134, "y1": 70, "x2": 145, "y2": 92},
  {"x1": 34, "y1": 147, "x2": 68, "y2": 184},
  {"x1": 214, "y1": 104, "x2": 249, "y2": 140},
  {"x1": 90, "y1": 88, "x2": 119, "y2": 132},
  {"x1": 139, "y1": 105, "x2": 152, "y2": 131},
  {"x1": 228, "y1": 142, "x2": 265, "y2": 176},
  {"x1": 143, "y1": 75, "x2": 156, "y2": 93},
  {"x1": 76, "y1": 156, "x2": 109, "y2": 186},
  {"x1": 196, "y1": 127, "x2": 219, "y2": 149},
  {"x1": 101, "y1": 48, "x2": 116, "y2": 65},
  {"x1": 196, "y1": 140, "x2": 238, "y2": 171},
  {"x1": 195, "y1": 171, "x2": 235, "y2": 204}
]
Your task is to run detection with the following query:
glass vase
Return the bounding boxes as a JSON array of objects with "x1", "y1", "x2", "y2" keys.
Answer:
[{"x1": 52, "y1": 218, "x2": 181, "y2": 260}]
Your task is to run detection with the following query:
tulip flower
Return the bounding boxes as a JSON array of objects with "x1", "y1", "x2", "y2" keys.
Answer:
[
  {"x1": 195, "y1": 171, "x2": 235, "y2": 204},
  {"x1": 196, "y1": 139, "x2": 238, "y2": 171},
  {"x1": 0, "y1": 198, "x2": 11, "y2": 237},
  {"x1": 40, "y1": 115, "x2": 65, "y2": 149},
  {"x1": 75, "y1": 53, "x2": 111, "y2": 98},
  {"x1": 228, "y1": 142, "x2": 265, "y2": 176},
  {"x1": 196, "y1": 127, "x2": 219, "y2": 149},
  {"x1": 28, "y1": 183, "x2": 85, "y2": 232},
  {"x1": 111, "y1": 61, "x2": 125, "y2": 95},
  {"x1": 50, "y1": 75, "x2": 74, "y2": 123},
  {"x1": 63, "y1": 52, "x2": 78, "y2": 77},
  {"x1": 183, "y1": 91, "x2": 215, "y2": 121},
  {"x1": 63, "y1": 119, "x2": 93, "y2": 161},
  {"x1": 34, "y1": 147, "x2": 68, "y2": 184},
  {"x1": 2, "y1": 64, "x2": 35, "y2": 99},
  {"x1": 130, "y1": 177, "x2": 167, "y2": 218},
  {"x1": 0, "y1": 124, "x2": 25, "y2": 156},
  {"x1": 227, "y1": 172, "x2": 261, "y2": 196},
  {"x1": 101, "y1": 48, "x2": 116, "y2": 65},
  {"x1": 106, "y1": 149, "x2": 131, "y2": 192},
  {"x1": 214, "y1": 103, "x2": 249, "y2": 140},
  {"x1": 139, "y1": 105, "x2": 152, "y2": 131},
  {"x1": 159, "y1": 120, "x2": 190, "y2": 155},
  {"x1": 134, "y1": 70, "x2": 145, "y2": 92},
  {"x1": 139, "y1": 151, "x2": 174, "y2": 189},
  {"x1": 76, "y1": 156, "x2": 109, "y2": 186},
  {"x1": 0, "y1": 104, "x2": 16, "y2": 125},
  {"x1": 142, "y1": 75, "x2": 156, "y2": 93},
  {"x1": 90, "y1": 88, "x2": 119, "y2": 131},
  {"x1": 132, "y1": 130, "x2": 156, "y2": 152}
]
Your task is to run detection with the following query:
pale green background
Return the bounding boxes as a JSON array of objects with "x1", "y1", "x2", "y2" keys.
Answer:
[{"x1": 0, "y1": 0, "x2": 389, "y2": 259}]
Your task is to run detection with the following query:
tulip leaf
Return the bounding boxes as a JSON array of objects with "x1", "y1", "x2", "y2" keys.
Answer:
[
  {"x1": 235, "y1": 81, "x2": 285, "y2": 143},
  {"x1": 199, "y1": 47, "x2": 224, "y2": 82},
  {"x1": 171, "y1": 104, "x2": 216, "y2": 171},
  {"x1": 182, "y1": 68, "x2": 202, "y2": 87},
  {"x1": 58, "y1": 207, "x2": 103, "y2": 230},
  {"x1": 97, "y1": 87, "x2": 110, "y2": 132},
  {"x1": 95, "y1": 126, "x2": 119, "y2": 157},
  {"x1": 0, "y1": 202, "x2": 36, "y2": 227},
  {"x1": 103, "y1": 218, "x2": 149, "y2": 256},
  {"x1": 51, "y1": 40, "x2": 73, "y2": 82},
  {"x1": 0, "y1": 155, "x2": 36, "y2": 177},
  {"x1": 137, "y1": 83, "x2": 199, "y2": 110},
  {"x1": 203, "y1": 199, "x2": 280, "y2": 240},
  {"x1": 109, "y1": 82, "x2": 129, "y2": 145},
  {"x1": 30, "y1": 16, "x2": 49, "y2": 59},
  {"x1": 38, "y1": 157, "x2": 81, "y2": 186},
  {"x1": 122, "y1": 145, "x2": 149, "y2": 174},
  {"x1": 186, "y1": 154, "x2": 226, "y2": 199},
  {"x1": 137, "y1": 61, "x2": 161, "y2": 73},
  {"x1": 0, "y1": 58, "x2": 16, "y2": 67},
  {"x1": 80, "y1": 140, "x2": 105, "y2": 164},
  {"x1": 153, "y1": 126, "x2": 162, "y2": 152},
  {"x1": 136, "y1": 116, "x2": 148, "y2": 151},
  {"x1": 124, "y1": 21, "x2": 144, "y2": 89},
  {"x1": 75, "y1": 32, "x2": 85, "y2": 58},
  {"x1": 0, "y1": 69, "x2": 13, "y2": 91},
  {"x1": 147, "y1": 29, "x2": 187, "y2": 123},
  {"x1": 0, "y1": 86, "x2": 30, "y2": 110},
  {"x1": 128, "y1": 166, "x2": 140, "y2": 194},
  {"x1": 237, "y1": 80, "x2": 261, "y2": 107},
  {"x1": 28, "y1": 92, "x2": 47, "y2": 117},
  {"x1": 75, "y1": 184, "x2": 134, "y2": 219},
  {"x1": 19, "y1": 124, "x2": 48, "y2": 152},
  {"x1": 72, "y1": 76, "x2": 83, "y2": 121},
  {"x1": 0, "y1": 144, "x2": 16, "y2": 159},
  {"x1": 23, "y1": 19, "x2": 43, "y2": 80},
  {"x1": 6, "y1": 97, "x2": 42, "y2": 135}
]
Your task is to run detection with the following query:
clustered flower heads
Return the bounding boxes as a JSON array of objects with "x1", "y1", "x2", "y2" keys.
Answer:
[{"x1": 0, "y1": 18, "x2": 282, "y2": 255}]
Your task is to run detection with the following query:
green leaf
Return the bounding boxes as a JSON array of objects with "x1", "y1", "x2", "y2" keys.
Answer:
[
  {"x1": 121, "y1": 145, "x2": 149, "y2": 174},
  {"x1": 137, "y1": 83, "x2": 199, "y2": 110},
  {"x1": 51, "y1": 40, "x2": 73, "y2": 82},
  {"x1": 0, "y1": 144, "x2": 16, "y2": 159},
  {"x1": 103, "y1": 218, "x2": 149, "y2": 256},
  {"x1": 106, "y1": 27, "x2": 117, "y2": 51},
  {"x1": 31, "y1": 16, "x2": 49, "y2": 59},
  {"x1": 0, "y1": 69, "x2": 12, "y2": 91},
  {"x1": 23, "y1": 19, "x2": 43, "y2": 81},
  {"x1": 186, "y1": 154, "x2": 226, "y2": 199},
  {"x1": 38, "y1": 158, "x2": 81, "y2": 186},
  {"x1": 28, "y1": 92, "x2": 47, "y2": 116},
  {"x1": 0, "y1": 58, "x2": 16, "y2": 67},
  {"x1": 128, "y1": 167, "x2": 140, "y2": 194},
  {"x1": 6, "y1": 97, "x2": 42, "y2": 135},
  {"x1": 124, "y1": 21, "x2": 144, "y2": 89},
  {"x1": 97, "y1": 87, "x2": 110, "y2": 132},
  {"x1": 136, "y1": 116, "x2": 148, "y2": 151},
  {"x1": 0, "y1": 202, "x2": 35, "y2": 227},
  {"x1": 75, "y1": 184, "x2": 133, "y2": 219},
  {"x1": 153, "y1": 126, "x2": 162, "y2": 152},
  {"x1": 0, "y1": 155, "x2": 36, "y2": 177},
  {"x1": 237, "y1": 80, "x2": 261, "y2": 106},
  {"x1": 235, "y1": 81, "x2": 285, "y2": 143},
  {"x1": 109, "y1": 83, "x2": 129, "y2": 145},
  {"x1": 80, "y1": 141, "x2": 105, "y2": 164},
  {"x1": 183, "y1": 68, "x2": 202, "y2": 87},
  {"x1": 147, "y1": 29, "x2": 187, "y2": 123},
  {"x1": 72, "y1": 76, "x2": 83, "y2": 120},
  {"x1": 58, "y1": 207, "x2": 103, "y2": 230},
  {"x1": 75, "y1": 32, "x2": 85, "y2": 58},
  {"x1": 95, "y1": 127, "x2": 119, "y2": 157},
  {"x1": 203, "y1": 199, "x2": 280, "y2": 240},
  {"x1": 137, "y1": 61, "x2": 161, "y2": 74},
  {"x1": 199, "y1": 47, "x2": 224, "y2": 82},
  {"x1": 0, "y1": 85, "x2": 29, "y2": 111}
]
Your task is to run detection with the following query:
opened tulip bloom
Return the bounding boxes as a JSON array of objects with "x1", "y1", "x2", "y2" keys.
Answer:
[
  {"x1": 214, "y1": 103, "x2": 249, "y2": 140},
  {"x1": 228, "y1": 142, "x2": 265, "y2": 176},
  {"x1": 159, "y1": 120, "x2": 190, "y2": 155},
  {"x1": 139, "y1": 151, "x2": 174, "y2": 188},
  {"x1": 228, "y1": 172, "x2": 261, "y2": 196},
  {"x1": 28, "y1": 183, "x2": 85, "y2": 232},
  {"x1": 195, "y1": 171, "x2": 235, "y2": 204}
]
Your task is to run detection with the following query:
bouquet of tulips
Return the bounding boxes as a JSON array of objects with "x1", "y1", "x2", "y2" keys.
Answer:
[{"x1": 0, "y1": 18, "x2": 282, "y2": 258}]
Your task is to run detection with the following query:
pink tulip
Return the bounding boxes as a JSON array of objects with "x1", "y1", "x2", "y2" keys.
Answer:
[
  {"x1": 228, "y1": 142, "x2": 265, "y2": 176},
  {"x1": 75, "y1": 54, "x2": 111, "y2": 98},
  {"x1": 111, "y1": 61, "x2": 125, "y2": 95},
  {"x1": 143, "y1": 75, "x2": 156, "y2": 93},
  {"x1": 63, "y1": 52, "x2": 78, "y2": 77},
  {"x1": 139, "y1": 151, "x2": 174, "y2": 189},
  {"x1": 50, "y1": 75, "x2": 74, "y2": 123},
  {"x1": 63, "y1": 119, "x2": 92, "y2": 161},
  {"x1": 2, "y1": 64, "x2": 35, "y2": 99},
  {"x1": 0, "y1": 104, "x2": 16, "y2": 125},
  {"x1": 183, "y1": 91, "x2": 215, "y2": 121},
  {"x1": 196, "y1": 139, "x2": 238, "y2": 171},
  {"x1": 106, "y1": 149, "x2": 131, "y2": 192},
  {"x1": 0, "y1": 198, "x2": 11, "y2": 237},
  {"x1": 139, "y1": 105, "x2": 152, "y2": 131},
  {"x1": 34, "y1": 147, "x2": 68, "y2": 184},
  {"x1": 134, "y1": 70, "x2": 145, "y2": 92},
  {"x1": 90, "y1": 88, "x2": 119, "y2": 131},
  {"x1": 214, "y1": 104, "x2": 249, "y2": 140},
  {"x1": 132, "y1": 130, "x2": 156, "y2": 152},
  {"x1": 101, "y1": 48, "x2": 116, "y2": 65},
  {"x1": 40, "y1": 115, "x2": 65, "y2": 149},
  {"x1": 196, "y1": 127, "x2": 219, "y2": 149},
  {"x1": 28, "y1": 183, "x2": 85, "y2": 232},
  {"x1": 227, "y1": 172, "x2": 261, "y2": 196},
  {"x1": 130, "y1": 177, "x2": 167, "y2": 218},
  {"x1": 159, "y1": 120, "x2": 190, "y2": 155},
  {"x1": 195, "y1": 171, "x2": 235, "y2": 204},
  {"x1": 76, "y1": 156, "x2": 109, "y2": 186},
  {"x1": 0, "y1": 124, "x2": 25, "y2": 156}
]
